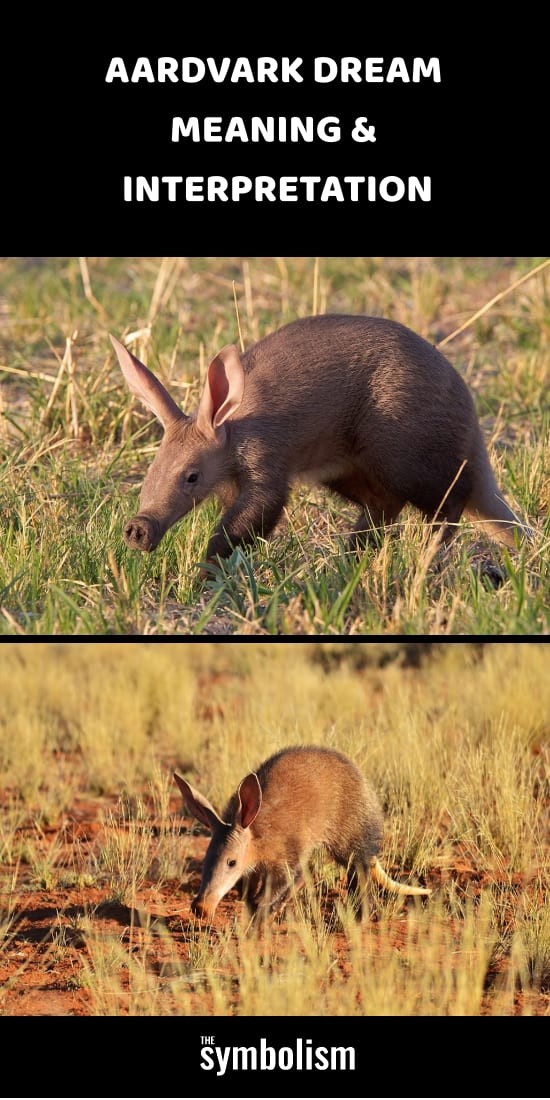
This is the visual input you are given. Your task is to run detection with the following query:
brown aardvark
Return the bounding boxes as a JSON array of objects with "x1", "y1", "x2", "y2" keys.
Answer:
[
  {"x1": 174, "y1": 746, "x2": 431, "y2": 921},
  {"x1": 110, "y1": 314, "x2": 529, "y2": 565}
]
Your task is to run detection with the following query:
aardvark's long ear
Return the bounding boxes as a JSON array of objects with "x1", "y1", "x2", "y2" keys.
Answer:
[
  {"x1": 196, "y1": 344, "x2": 245, "y2": 439},
  {"x1": 109, "y1": 334, "x2": 185, "y2": 430},
  {"x1": 236, "y1": 772, "x2": 262, "y2": 829},
  {"x1": 173, "y1": 773, "x2": 227, "y2": 833}
]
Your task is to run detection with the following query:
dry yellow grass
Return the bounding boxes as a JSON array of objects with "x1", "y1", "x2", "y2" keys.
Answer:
[{"x1": 0, "y1": 640, "x2": 548, "y2": 1016}]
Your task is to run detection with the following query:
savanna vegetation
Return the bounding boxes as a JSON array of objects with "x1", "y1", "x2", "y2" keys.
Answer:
[
  {"x1": 0, "y1": 256, "x2": 548, "y2": 635},
  {"x1": 0, "y1": 640, "x2": 548, "y2": 1015}
]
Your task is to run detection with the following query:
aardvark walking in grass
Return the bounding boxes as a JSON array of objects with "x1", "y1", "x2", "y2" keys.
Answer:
[
  {"x1": 174, "y1": 745, "x2": 431, "y2": 920},
  {"x1": 110, "y1": 315, "x2": 528, "y2": 566}
]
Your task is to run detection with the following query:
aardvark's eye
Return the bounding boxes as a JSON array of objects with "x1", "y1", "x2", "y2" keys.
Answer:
[{"x1": 187, "y1": 472, "x2": 198, "y2": 484}]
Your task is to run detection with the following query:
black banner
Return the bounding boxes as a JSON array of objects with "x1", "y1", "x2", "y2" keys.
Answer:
[{"x1": 3, "y1": 31, "x2": 546, "y2": 255}]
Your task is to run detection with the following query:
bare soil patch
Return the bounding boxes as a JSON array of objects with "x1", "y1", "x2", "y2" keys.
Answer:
[{"x1": 2, "y1": 790, "x2": 547, "y2": 1017}]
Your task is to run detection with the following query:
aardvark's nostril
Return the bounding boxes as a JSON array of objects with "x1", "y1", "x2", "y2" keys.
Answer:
[
  {"x1": 123, "y1": 515, "x2": 159, "y2": 551},
  {"x1": 125, "y1": 521, "x2": 143, "y2": 543}
]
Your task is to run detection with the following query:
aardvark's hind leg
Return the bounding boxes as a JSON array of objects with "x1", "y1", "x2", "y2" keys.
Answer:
[{"x1": 323, "y1": 474, "x2": 405, "y2": 550}]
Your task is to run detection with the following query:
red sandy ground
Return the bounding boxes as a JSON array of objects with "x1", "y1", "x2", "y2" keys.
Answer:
[{"x1": 1, "y1": 788, "x2": 547, "y2": 1017}]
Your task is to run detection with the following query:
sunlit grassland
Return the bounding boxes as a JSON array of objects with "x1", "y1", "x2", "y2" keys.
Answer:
[
  {"x1": 0, "y1": 641, "x2": 548, "y2": 1015},
  {"x1": 0, "y1": 256, "x2": 548, "y2": 635}
]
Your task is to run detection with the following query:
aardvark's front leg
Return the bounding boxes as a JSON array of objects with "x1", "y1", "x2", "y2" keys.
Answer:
[{"x1": 206, "y1": 480, "x2": 288, "y2": 561}]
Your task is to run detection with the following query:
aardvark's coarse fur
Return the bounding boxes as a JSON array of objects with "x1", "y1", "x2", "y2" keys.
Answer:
[
  {"x1": 174, "y1": 746, "x2": 431, "y2": 921},
  {"x1": 110, "y1": 314, "x2": 528, "y2": 565}
]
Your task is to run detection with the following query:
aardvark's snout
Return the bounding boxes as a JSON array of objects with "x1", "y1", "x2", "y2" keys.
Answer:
[
  {"x1": 191, "y1": 896, "x2": 217, "y2": 921},
  {"x1": 124, "y1": 515, "x2": 161, "y2": 552}
]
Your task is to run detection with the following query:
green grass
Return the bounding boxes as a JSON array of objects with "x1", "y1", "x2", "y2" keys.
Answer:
[{"x1": 0, "y1": 257, "x2": 548, "y2": 634}]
